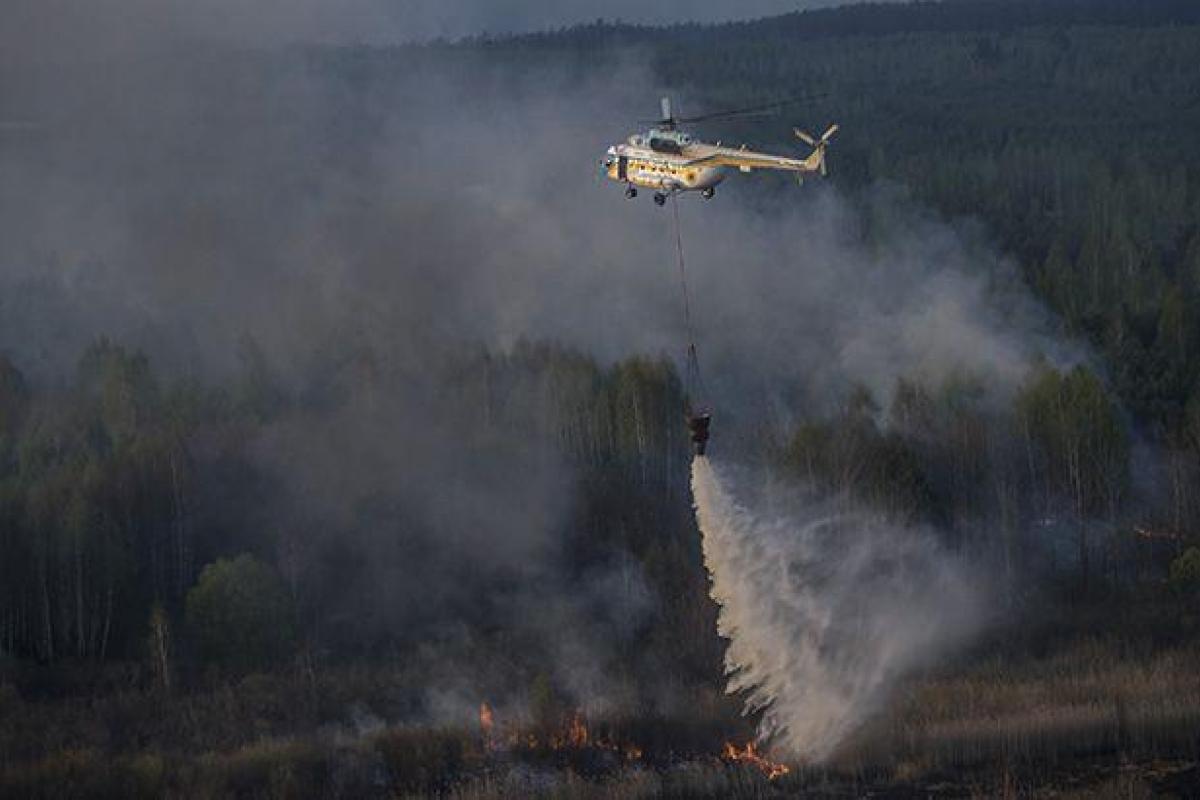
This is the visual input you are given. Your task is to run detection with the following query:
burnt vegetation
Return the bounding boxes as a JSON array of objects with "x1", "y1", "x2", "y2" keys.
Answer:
[{"x1": 4, "y1": 0, "x2": 1200, "y2": 797}]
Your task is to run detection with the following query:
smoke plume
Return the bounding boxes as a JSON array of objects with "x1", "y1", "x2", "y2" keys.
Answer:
[
  {"x1": 0, "y1": 5, "x2": 1080, "y2": 720},
  {"x1": 691, "y1": 456, "x2": 984, "y2": 761}
]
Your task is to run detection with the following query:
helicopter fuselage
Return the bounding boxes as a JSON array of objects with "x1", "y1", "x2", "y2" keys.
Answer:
[
  {"x1": 603, "y1": 129, "x2": 726, "y2": 196},
  {"x1": 605, "y1": 145, "x2": 726, "y2": 193},
  {"x1": 603, "y1": 125, "x2": 824, "y2": 201}
]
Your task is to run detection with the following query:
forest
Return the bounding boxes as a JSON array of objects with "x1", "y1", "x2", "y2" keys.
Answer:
[{"x1": 3, "y1": 0, "x2": 1200, "y2": 796}]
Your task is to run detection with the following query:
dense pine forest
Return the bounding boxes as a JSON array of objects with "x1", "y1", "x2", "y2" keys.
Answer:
[{"x1": 3, "y1": 0, "x2": 1200, "y2": 796}]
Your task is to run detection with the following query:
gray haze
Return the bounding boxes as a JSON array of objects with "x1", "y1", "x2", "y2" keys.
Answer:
[
  {"x1": 0, "y1": 39, "x2": 1074, "y2": 409},
  {"x1": 1, "y1": 1, "x2": 1072, "y2": 725}
]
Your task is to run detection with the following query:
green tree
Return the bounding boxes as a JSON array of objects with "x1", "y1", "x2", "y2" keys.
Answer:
[
  {"x1": 528, "y1": 672, "x2": 564, "y2": 734},
  {"x1": 76, "y1": 339, "x2": 159, "y2": 449},
  {"x1": 1168, "y1": 547, "x2": 1200, "y2": 596},
  {"x1": 1016, "y1": 365, "x2": 1129, "y2": 591},
  {"x1": 0, "y1": 355, "x2": 28, "y2": 439},
  {"x1": 147, "y1": 604, "x2": 173, "y2": 693},
  {"x1": 185, "y1": 554, "x2": 295, "y2": 674},
  {"x1": 0, "y1": 356, "x2": 28, "y2": 473},
  {"x1": 783, "y1": 385, "x2": 935, "y2": 522},
  {"x1": 235, "y1": 334, "x2": 284, "y2": 422}
]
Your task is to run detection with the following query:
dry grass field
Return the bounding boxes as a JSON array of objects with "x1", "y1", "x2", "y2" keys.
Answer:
[{"x1": 3, "y1": 636, "x2": 1198, "y2": 798}]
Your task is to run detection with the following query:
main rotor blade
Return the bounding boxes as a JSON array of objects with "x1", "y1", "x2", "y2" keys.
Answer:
[{"x1": 674, "y1": 93, "x2": 826, "y2": 125}]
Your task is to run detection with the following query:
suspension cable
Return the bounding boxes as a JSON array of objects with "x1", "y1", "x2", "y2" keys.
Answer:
[{"x1": 670, "y1": 194, "x2": 708, "y2": 408}]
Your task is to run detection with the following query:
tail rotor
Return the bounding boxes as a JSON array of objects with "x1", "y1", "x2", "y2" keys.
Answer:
[{"x1": 794, "y1": 123, "x2": 838, "y2": 176}]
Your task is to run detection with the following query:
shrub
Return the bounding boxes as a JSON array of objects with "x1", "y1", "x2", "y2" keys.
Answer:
[
  {"x1": 186, "y1": 554, "x2": 296, "y2": 674},
  {"x1": 1168, "y1": 547, "x2": 1200, "y2": 595},
  {"x1": 374, "y1": 727, "x2": 478, "y2": 794}
]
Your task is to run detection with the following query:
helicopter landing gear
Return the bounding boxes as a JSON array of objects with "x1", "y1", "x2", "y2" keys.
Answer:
[
  {"x1": 654, "y1": 192, "x2": 667, "y2": 206},
  {"x1": 625, "y1": 185, "x2": 637, "y2": 199},
  {"x1": 701, "y1": 187, "x2": 716, "y2": 200}
]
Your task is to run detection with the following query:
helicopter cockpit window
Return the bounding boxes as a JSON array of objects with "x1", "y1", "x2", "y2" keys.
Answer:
[{"x1": 649, "y1": 138, "x2": 683, "y2": 155}]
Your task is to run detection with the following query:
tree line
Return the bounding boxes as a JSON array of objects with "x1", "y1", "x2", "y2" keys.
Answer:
[
  {"x1": 0, "y1": 340, "x2": 723, "y2": 697},
  {"x1": 2, "y1": 330, "x2": 1185, "y2": 687}
]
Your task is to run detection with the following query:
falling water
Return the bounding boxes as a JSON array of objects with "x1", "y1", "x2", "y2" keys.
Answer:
[{"x1": 691, "y1": 456, "x2": 982, "y2": 761}]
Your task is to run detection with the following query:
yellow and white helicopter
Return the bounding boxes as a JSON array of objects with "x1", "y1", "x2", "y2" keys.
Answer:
[{"x1": 603, "y1": 97, "x2": 837, "y2": 205}]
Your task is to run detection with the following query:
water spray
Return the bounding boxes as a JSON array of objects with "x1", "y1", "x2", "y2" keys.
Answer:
[{"x1": 691, "y1": 457, "x2": 983, "y2": 762}]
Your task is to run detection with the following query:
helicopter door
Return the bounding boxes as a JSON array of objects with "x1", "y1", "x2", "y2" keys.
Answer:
[{"x1": 617, "y1": 155, "x2": 628, "y2": 181}]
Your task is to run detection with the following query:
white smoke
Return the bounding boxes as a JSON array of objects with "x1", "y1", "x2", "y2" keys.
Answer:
[{"x1": 691, "y1": 456, "x2": 983, "y2": 762}]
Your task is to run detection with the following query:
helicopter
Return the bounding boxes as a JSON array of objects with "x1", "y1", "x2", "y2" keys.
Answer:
[{"x1": 603, "y1": 97, "x2": 837, "y2": 205}]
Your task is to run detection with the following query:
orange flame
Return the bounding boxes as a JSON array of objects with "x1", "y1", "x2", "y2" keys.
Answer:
[
  {"x1": 479, "y1": 701, "x2": 495, "y2": 749},
  {"x1": 567, "y1": 710, "x2": 588, "y2": 748},
  {"x1": 478, "y1": 703, "x2": 643, "y2": 762},
  {"x1": 721, "y1": 741, "x2": 791, "y2": 780}
]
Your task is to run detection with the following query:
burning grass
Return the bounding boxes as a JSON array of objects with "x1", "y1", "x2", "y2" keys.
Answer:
[
  {"x1": 2, "y1": 640, "x2": 1199, "y2": 797},
  {"x1": 720, "y1": 741, "x2": 791, "y2": 780}
]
